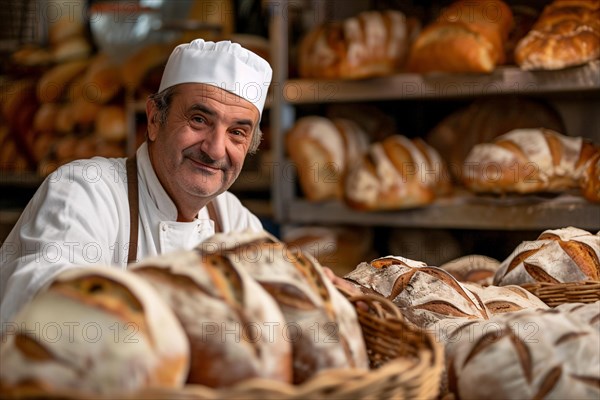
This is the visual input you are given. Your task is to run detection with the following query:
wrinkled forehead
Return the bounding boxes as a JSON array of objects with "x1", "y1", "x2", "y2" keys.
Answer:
[{"x1": 172, "y1": 83, "x2": 260, "y2": 119}]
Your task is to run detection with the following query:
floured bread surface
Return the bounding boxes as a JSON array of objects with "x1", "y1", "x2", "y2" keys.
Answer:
[
  {"x1": 345, "y1": 256, "x2": 489, "y2": 328},
  {"x1": 445, "y1": 308, "x2": 600, "y2": 399},
  {"x1": 0, "y1": 267, "x2": 189, "y2": 395},
  {"x1": 131, "y1": 248, "x2": 292, "y2": 387},
  {"x1": 202, "y1": 229, "x2": 368, "y2": 384},
  {"x1": 494, "y1": 227, "x2": 600, "y2": 285}
]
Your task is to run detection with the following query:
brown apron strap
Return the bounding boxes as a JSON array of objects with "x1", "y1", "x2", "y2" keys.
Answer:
[
  {"x1": 206, "y1": 201, "x2": 223, "y2": 233},
  {"x1": 126, "y1": 156, "x2": 139, "y2": 264}
]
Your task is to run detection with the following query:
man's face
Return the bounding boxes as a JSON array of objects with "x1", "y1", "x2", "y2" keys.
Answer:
[{"x1": 147, "y1": 83, "x2": 259, "y2": 203}]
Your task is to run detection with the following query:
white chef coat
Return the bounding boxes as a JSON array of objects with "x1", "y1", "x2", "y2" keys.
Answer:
[{"x1": 0, "y1": 142, "x2": 262, "y2": 325}]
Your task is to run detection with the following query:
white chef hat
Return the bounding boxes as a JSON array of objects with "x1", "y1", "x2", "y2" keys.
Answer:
[{"x1": 158, "y1": 39, "x2": 272, "y2": 116}]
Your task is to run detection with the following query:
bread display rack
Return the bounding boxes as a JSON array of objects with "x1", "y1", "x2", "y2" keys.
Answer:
[{"x1": 266, "y1": 0, "x2": 600, "y2": 231}]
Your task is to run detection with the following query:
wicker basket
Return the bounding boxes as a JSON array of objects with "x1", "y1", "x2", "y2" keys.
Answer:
[
  {"x1": 5, "y1": 294, "x2": 443, "y2": 400},
  {"x1": 521, "y1": 280, "x2": 600, "y2": 307}
]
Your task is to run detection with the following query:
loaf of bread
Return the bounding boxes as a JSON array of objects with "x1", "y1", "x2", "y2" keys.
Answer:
[
  {"x1": 37, "y1": 60, "x2": 90, "y2": 103},
  {"x1": 131, "y1": 249, "x2": 292, "y2": 387},
  {"x1": 426, "y1": 97, "x2": 565, "y2": 180},
  {"x1": 494, "y1": 227, "x2": 600, "y2": 286},
  {"x1": 200, "y1": 230, "x2": 369, "y2": 384},
  {"x1": 298, "y1": 10, "x2": 415, "y2": 79},
  {"x1": 407, "y1": 0, "x2": 514, "y2": 73},
  {"x1": 283, "y1": 225, "x2": 375, "y2": 276},
  {"x1": 463, "y1": 282, "x2": 548, "y2": 314},
  {"x1": 463, "y1": 128, "x2": 597, "y2": 194},
  {"x1": 345, "y1": 135, "x2": 452, "y2": 211},
  {"x1": 439, "y1": 254, "x2": 501, "y2": 286},
  {"x1": 515, "y1": 0, "x2": 600, "y2": 70},
  {"x1": 345, "y1": 256, "x2": 489, "y2": 328},
  {"x1": 95, "y1": 106, "x2": 127, "y2": 142},
  {"x1": 581, "y1": 150, "x2": 600, "y2": 202},
  {"x1": 286, "y1": 116, "x2": 369, "y2": 202},
  {"x1": 0, "y1": 267, "x2": 190, "y2": 395},
  {"x1": 555, "y1": 301, "x2": 600, "y2": 330},
  {"x1": 443, "y1": 308, "x2": 600, "y2": 399}
]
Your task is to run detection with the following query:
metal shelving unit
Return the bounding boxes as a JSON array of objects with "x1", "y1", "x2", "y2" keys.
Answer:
[{"x1": 267, "y1": 0, "x2": 600, "y2": 232}]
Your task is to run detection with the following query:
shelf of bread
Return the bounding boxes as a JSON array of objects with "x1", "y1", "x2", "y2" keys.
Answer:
[
  {"x1": 282, "y1": 60, "x2": 600, "y2": 104},
  {"x1": 286, "y1": 191, "x2": 600, "y2": 231}
]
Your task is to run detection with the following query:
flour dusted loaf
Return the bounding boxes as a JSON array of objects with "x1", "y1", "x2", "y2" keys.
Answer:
[
  {"x1": 463, "y1": 128, "x2": 597, "y2": 194},
  {"x1": 444, "y1": 308, "x2": 600, "y2": 399},
  {"x1": 131, "y1": 249, "x2": 292, "y2": 387},
  {"x1": 515, "y1": 0, "x2": 600, "y2": 70},
  {"x1": 298, "y1": 10, "x2": 415, "y2": 79},
  {"x1": 555, "y1": 301, "x2": 600, "y2": 330},
  {"x1": 0, "y1": 267, "x2": 190, "y2": 396},
  {"x1": 494, "y1": 227, "x2": 600, "y2": 286},
  {"x1": 439, "y1": 255, "x2": 501, "y2": 286},
  {"x1": 345, "y1": 135, "x2": 452, "y2": 210},
  {"x1": 462, "y1": 283, "x2": 548, "y2": 315},
  {"x1": 200, "y1": 230, "x2": 369, "y2": 384},
  {"x1": 345, "y1": 256, "x2": 489, "y2": 328},
  {"x1": 407, "y1": 0, "x2": 514, "y2": 73},
  {"x1": 286, "y1": 116, "x2": 369, "y2": 202},
  {"x1": 426, "y1": 97, "x2": 565, "y2": 180}
]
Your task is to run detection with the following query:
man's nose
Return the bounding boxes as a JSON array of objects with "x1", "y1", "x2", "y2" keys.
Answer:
[{"x1": 200, "y1": 126, "x2": 227, "y2": 161}]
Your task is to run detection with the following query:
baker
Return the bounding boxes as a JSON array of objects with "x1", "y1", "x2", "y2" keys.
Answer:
[{"x1": 0, "y1": 39, "x2": 272, "y2": 325}]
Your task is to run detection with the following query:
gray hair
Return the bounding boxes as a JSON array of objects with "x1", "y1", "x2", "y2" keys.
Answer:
[{"x1": 148, "y1": 87, "x2": 263, "y2": 154}]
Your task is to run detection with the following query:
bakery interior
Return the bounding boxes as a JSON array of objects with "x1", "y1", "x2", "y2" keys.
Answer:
[{"x1": 0, "y1": 0, "x2": 599, "y2": 398}]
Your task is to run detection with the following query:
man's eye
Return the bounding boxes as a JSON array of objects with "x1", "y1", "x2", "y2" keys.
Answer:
[
  {"x1": 231, "y1": 129, "x2": 244, "y2": 136},
  {"x1": 191, "y1": 115, "x2": 205, "y2": 124}
]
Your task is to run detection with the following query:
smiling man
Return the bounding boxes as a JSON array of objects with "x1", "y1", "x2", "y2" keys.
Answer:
[{"x1": 0, "y1": 40, "x2": 272, "y2": 325}]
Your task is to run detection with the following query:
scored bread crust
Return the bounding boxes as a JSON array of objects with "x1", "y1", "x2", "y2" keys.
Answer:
[
  {"x1": 515, "y1": 0, "x2": 600, "y2": 70},
  {"x1": 463, "y1": 128, "x2": 596, "y2": 194},
  {"x1": 494, "y1": 227, "x2": 600, "y2": 285},
  {"x1": 201, "y1": 230, "x2": 368, "y2": 384},
  {"x1": 131, "y1": 249, "x2": 292, "y2": 387},
  {"x1": 580, "y1": 151, "x2": 600, "y2": 202},
  {"x1": 0, "y1": 267, "x2": 190, "y2": 395}
]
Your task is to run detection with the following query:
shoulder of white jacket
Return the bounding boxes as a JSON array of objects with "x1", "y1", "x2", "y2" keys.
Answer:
[{"x1": 44, "y1": 157, "x2": 128, "y2": 188}]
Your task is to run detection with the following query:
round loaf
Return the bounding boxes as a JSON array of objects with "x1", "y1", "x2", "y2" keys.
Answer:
[
  {"x1": 95, "y1": 106, "x2": 127, "y2": 142},
  {"x1": 444, "y1": 308, "x2": 600, "y2": 399},
  {"x1": 131, "y1": 249, "x2": 292, "y2": 387},
  {"x1": 37, "y1": 60, "x2": 90, "y2": 103},
  {"x1": 515, "y1": 0, "x2": 600, "y2": 70},
  {"x1": 463, "y1": 128, "x2": 597, "y2": 194},
  {"x1": 555, "y1": 301, "x2": 600, "y2": 330},
  {"x1": 0, "y1": 267, "x2": 190, "y2": 396},
  {"x1": 200, "y1": 230, "x2": 369, "y2": 384},
  {"x1": 494, "y1": 227, "x2": 600, "y2": 285},
  {"x1": 345, "y1": 256, "x2": 490, "y2": 328},
  {"x1": 286, "y1": 116, "x2": 369, "y2": 202},
  {"x1": 345, "y1": 135, "x2": 451, "y2": 211},
  {"x1": 298, "y1": 10, "x2": 413, "y2": 79},
  {"x1": 439, "y1": 254, "x2": 501, "y2": 286}
]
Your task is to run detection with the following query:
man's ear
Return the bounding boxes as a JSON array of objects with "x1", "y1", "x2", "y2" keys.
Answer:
[{"x1": 146, "y1": 98, "x2": 159, "y2": 142}]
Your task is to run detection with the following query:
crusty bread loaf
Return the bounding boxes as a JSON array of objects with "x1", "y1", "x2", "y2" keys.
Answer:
[
  {"x1": 95, "y1": 106, "x2": 127, "y2": 142},
  {"x1": 407, "y1": 0, "x2": 514, "y2": 73},
  {"x1": 443, "y1": 308, "x2": 600, "y2": 399},
  {"x1": 283, "y1": 225, "x2": 375, "y2": 276},
  {"x1": 494, "y1": 227, "x2": 600, "y2": 285},
  {"x1": 463, "y1": 128, "x2": 597, "y2": 194},
  {"x1": 286, "y1": 116, "x2": 370, "y2": 202},
  {"x1": 200, "y1": 230, "x2": 369, "y2": 384},
  {"x1": 426, "y1": 97, "x2": 565, "y2": 180},
  {"x1": 462, "y1": 282, "x2": 548, "y2": 314},
  {"x1": 0, "y1": 267, "x2": 190, "y2": 395},
  {"x1": 345, "y1": 256, "x2": 490, "y2": 328},
  {"x1": 515, "y1": 0, "x2": 600, "y2": 70},
  {"x1": 555, "y1": 301, "x2": 600, "y2": 330},
  {"x1": 581, "y1": 150, "x2": 600, "y2": 202},
  {"x1": 131, "y1": 249, "x2": 292, "y2": 387},
  {"x1": 298, "y1": 10, "x2": 414, "y2": 79},
  {"x1": 52, "y1": 36, "x2": 92, "y2": 63},
  {"x1": 439, "y1": 254, "x2": 501, "y2": 286},
  {"x1": 345, "y1": 135, "x2": 452, "y2": 211}
]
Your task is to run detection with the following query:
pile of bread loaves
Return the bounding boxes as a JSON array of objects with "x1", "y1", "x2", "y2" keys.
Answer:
[
  {"x1": 298, "y1": 0, "x2": 600, "y2": 77},
  {"x1": 286, "y1": 102, "x2": 600, "y2": 209},
  {"x1": 0, "y1": 231, "x2": 369, "y2": 396},
  {"x1": 343, "y1": 226, "x2": 600, "y2": 399}
]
